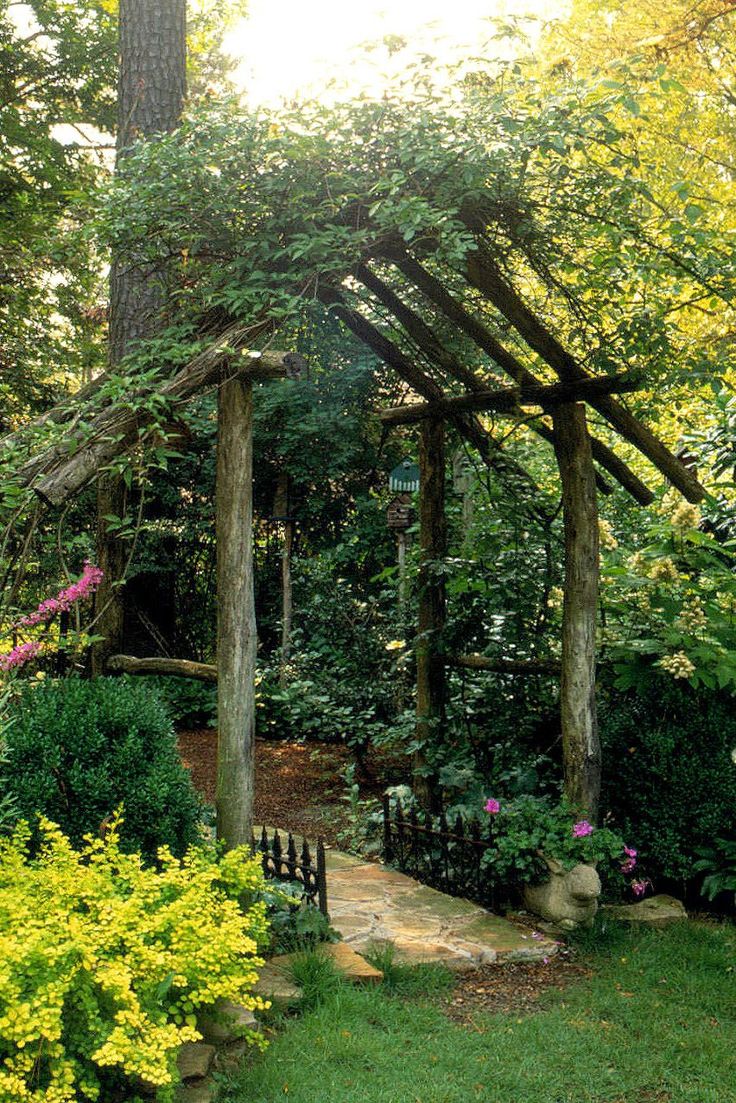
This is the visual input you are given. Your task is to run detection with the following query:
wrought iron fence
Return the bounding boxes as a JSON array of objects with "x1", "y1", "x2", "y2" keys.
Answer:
[
  {"x1": 382, "y1": 795, "x2": 499, "y2": 909},
  {"x1": 252, "y1": 826, "x2": 328, "y2": 916}
]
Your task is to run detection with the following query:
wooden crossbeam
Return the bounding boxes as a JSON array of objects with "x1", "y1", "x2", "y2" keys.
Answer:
[
  {"x1": 379, "y1": 247, "x2": 655, "y2": 505},
  {"x1": 378, "y1": 376, "x2": 638, "y2": 425},
  {"x1": 459, "y1": 234, "x2": 706, "y2": 502}
]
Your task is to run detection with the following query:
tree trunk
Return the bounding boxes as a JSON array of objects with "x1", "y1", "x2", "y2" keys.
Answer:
[
  {"x1": 280, "y1": 520, "x2": 295, "y2": 684},
  {"x1": 414, "y1": 417, "x2": 447, "y2": 812},
  {"x1": 552, "y1": 403, "x2": 601, "y2": 819},
  {"x1": 93, "y1": 0, "x2": 186, "y2": 673},
  {"x1": 215, "y1": 376, "x2": 257, "y2": 847}
]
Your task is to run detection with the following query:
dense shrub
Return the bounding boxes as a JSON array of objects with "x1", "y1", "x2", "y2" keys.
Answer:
[
  {"x1": 599, "y1": 675, "x2": 736, "y2": 883},
  {"x1": 138, "y1": 675, "x2": 217, "y2": 729},
  {"x1": 0, "y1": 677, "x2": 202, "y2": 858},
  {"x1": 0, "y1": 817, "x2": 268, "y2": 1102}
]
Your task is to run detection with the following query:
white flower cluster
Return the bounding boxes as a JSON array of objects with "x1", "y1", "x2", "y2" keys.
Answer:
[
  {"x1": 649, "y1": 557, "x2": 678, "y2": 583},
  {"x1": 676, "y1": 597, "x2": 707, "y2": 634},
  {"x1": 598, "y1": 518, "x2": 618, "y2": 550},
  {"x1": 671, "y1": 503, "x2": 701, "y2": 532},
  {"x1": 658, "y1": 651, "x2": 696, "y2": 680}
]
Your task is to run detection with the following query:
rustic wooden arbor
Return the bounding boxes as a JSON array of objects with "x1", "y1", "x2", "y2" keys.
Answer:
[{"x1": 3, "y1": 221, "x2": 706, "y2": 840}]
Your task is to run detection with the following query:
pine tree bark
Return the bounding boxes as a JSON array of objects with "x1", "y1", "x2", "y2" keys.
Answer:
[
  {"x1": 93, "y1": 0, "x2": 186, "y2": 675},
  {"x1": 552, "y1": 403, "x2": 601, "y2": 819}
]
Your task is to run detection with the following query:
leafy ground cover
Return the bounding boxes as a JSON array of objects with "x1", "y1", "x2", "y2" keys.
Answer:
[{"x1": 220, "y1": 921, "x2": 735, "y2": 1103}]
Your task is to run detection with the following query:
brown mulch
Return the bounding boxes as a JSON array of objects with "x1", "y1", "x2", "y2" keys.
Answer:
[
  {"x1": 177, "y1": 730, "x2": 356, "y2": 847},
  {"x1": 441, "y1": 958, "x2": 592, "y2": 1024},
  {"x1": 177, "y1": 732, "x2": 588, "y2": 1018}
]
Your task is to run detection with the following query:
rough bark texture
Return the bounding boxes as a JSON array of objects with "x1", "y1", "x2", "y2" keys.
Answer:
[
  {"x1": 414, "y1": 417, "x2": 447, "y2": 812},
  {"x1": 95, "y1": 0, "x2": 187, "y2": 671},
  {"x1": 216, "y1": 377, "x2": 256, "y2": 847},
  {"x1": 552, "y1": 403, "x2": 601, "y2": 819},
  {"x1": 280, "y1": 520, "x2": 295, "y2": 684},
  {"x1": 106, "y1": 653, "x2": 217, "y2": 682}
]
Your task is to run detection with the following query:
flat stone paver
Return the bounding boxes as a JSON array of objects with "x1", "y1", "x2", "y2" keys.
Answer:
[{"x1": 260, "y1": 829, "x2": 558, "y2": 970}]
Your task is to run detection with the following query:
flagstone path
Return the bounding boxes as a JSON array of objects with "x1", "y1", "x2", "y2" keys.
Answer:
[{"x1": 262, "y1": 830, "x2": 559, "y2": 970}]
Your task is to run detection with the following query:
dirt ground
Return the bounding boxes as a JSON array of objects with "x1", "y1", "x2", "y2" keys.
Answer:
[{"x1": 177, "y1": 731, "x2": 588, "y2": 1016}]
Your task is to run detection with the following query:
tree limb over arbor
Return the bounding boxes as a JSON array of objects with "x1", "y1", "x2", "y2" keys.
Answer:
[{"x1": 6, "y1": 333, "x2": 305, "y2": 508}]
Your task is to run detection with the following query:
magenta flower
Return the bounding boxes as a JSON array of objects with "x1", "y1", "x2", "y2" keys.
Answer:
[
  {"x1": 620, "y1": 857, "x2": 637, "y2": 874},
  {"x1": 631, "y1": 879, "x2": 652, "y2": 898},
  {"x1": 572, "y1": 820, "x2": 594, "y2": 838},
  {"x1": 18, "y1": 561, "x2": 103, "y2": 629},
  {"x1": 623, "y1": 846, "x2": 637, "y2": 858},
  {"x1": 0, "y1": 640, "x2": 41, "y2": 672},
  {"x1": 484, "y1": 798, "x2": 500, "y2": 815}
]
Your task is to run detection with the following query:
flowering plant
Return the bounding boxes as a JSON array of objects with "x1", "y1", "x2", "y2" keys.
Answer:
[
  {"x1": 478, "y1": 794, "x2": 633, "y2": 886},
  {"x1": 0, "y1": 561, "x2": 103, "y2": 674}
]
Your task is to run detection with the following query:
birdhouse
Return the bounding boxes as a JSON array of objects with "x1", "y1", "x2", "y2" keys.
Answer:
[
  {"x1": 387, "y1": 492, "x2": 414, "y2": 530},
  {"x1": 389, "y1": 458, "x2": 420, "y2": 493}
]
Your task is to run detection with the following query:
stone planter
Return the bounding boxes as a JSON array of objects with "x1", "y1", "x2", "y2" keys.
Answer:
[{"x1": 522, "y1": 855, "x2": 601, "y2": 930}]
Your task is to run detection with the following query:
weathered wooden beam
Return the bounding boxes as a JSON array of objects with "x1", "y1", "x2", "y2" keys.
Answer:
[
  {"x1": 449, "y1": 653, "x2": 562, "y2": 676},
  {"x1": 12, "y1": 335, "x2": 303, "y2": 506},
  {"x1": 462, "y1": 238, "x2": 706, "y2": 503},
  {"x1": 414, "y1": 416, "x2": 446, "y2": 812},
  {"x1": 106, "y1": 653, "x2": 217, "y2": 682},
  {"x1": 379, "y1": 375, "x2": 638, "y2": 425},
  {"x1": 215, "y1": 375, "x2": 257, "y2": 848},
  {"x1": 553, "y1": 402, "x2": 601, "y2": 819},
  {"x1": 381, "y1": 248, "x2": 655, "y2": 506}
]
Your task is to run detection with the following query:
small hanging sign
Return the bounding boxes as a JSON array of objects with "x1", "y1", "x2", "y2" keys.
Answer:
[{"x1": 389, "y1": 458, "x2": 420, "y2": 493}]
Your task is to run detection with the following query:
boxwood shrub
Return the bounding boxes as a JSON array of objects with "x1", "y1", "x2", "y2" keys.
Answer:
[
  {"x1": 0, "y1": 677, "x2": 202, "y2": 859},
  {"x1": 599, "y1": 674, "x2": 736, "y2": 884}
]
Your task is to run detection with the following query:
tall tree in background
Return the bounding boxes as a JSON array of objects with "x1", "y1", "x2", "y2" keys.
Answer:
[{"x1": 93, "y1": 0, "x2": 187, "y2": 673}]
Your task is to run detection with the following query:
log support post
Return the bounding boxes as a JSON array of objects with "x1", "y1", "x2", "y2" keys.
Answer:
[
  {"x1": 216, "y1": 375, "x2": 256, "y2": 848},
  {"x1": 414, "y1": 417, "x2": 447, "y2": 811},
  {"x1": 552, "y1": 403, "x2": 601, "y2": 819}
]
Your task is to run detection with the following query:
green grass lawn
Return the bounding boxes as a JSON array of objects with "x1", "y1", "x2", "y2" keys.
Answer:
[{"x1": 220, "y1": 921, "x2": 735, "y2": 1103}]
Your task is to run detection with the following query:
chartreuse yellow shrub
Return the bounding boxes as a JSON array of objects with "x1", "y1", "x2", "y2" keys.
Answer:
[{"x1": 0, "y1": 816, "x2": 270, "y2": 1103}]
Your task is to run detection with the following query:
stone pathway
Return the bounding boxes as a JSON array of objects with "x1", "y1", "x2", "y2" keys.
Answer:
[{"x1": 264, "y1": 834, "x2": 558, "y2": 969}]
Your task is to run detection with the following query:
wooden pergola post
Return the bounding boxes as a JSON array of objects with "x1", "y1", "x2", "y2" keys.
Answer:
[
  {"x1": 414, "y1": 416, "x2": 447, "y2": 811},
  {"x1": 216, "y1": 374, "x2": 256, "y2": 848},
  {"x1": 552, "y1": 402, "x2": 601, "y2": 820}
]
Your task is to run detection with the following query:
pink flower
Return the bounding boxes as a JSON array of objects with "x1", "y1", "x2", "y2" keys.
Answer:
[
  {"x1": 17, "y1": 561, "x2": 103, "y2": 629},
  {"x1": 0, "y1": 640, "x2": 41, "y2": 672},
  {"x1": 623, "y1": 846, "x2": 637, "y2": 858},
  {"x1": 572, "y1": 820, "x2": 594, "y2": 838},
  {"x1": 631, "y1": 879, "x2": 652, "y2": 898},
  {"x1": 484, "y1": 798, "x2": 500, "y2": 815},
  {"x1": 620, "y1": 857, "x2": 637, "y2": 874}
]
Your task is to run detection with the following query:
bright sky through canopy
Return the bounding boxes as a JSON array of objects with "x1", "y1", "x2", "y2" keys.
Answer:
[{"x1": 224, "y1": 0, "x2": 567, "y2": 106}]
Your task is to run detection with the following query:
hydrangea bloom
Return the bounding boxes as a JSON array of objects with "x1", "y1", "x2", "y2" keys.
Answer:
[
  {"x1": 484, "y1": 798, "x2": 500, "y2": 815},
  {"x1": 572, "y1": 820, "x2": 594, "y2": 838}
]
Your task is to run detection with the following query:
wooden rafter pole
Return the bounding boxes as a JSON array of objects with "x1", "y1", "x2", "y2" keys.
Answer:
[
  {"x1": 461, "y1": 237, "x2": 706, "y2": 503},
  {"x1": 380, "y1": 249, "x2": 655, "y2": 506},
  {"x1": 319, "y1": 288, "x2": 540, "y2": 492},
  {"x1": 378, "y1": 375, "x2": 638, "y2": 424},
  {"x1": 415, "y1": 416, "x2": 447, "y2": 812},
  {"x1": 449, "y1": 653, "x2": 561, "y2": 676},
  {"x1": 215, "y1": 374, "x2": 257, "y2": 848},
  {"x1": 553, "y1": 403, "x2": 602, "y2": 819}
]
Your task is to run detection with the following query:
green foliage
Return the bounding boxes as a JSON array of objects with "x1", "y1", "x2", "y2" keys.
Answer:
[
  {"x1": 362, "y1": 941, "x2": 454, "y2": 997},
  {"x1": 0, "y1": 676, "x2": 202, "y2": 859},
  {"x1": 693, "y1": 838, "x2": 736, "y2": 907},
  {"x1": 599, "y1": 675, "x2": 736, "y2": 882},
  {"x1": 0, "y1": 816, "x2": 268, "y2": 1103},
  {"x1": 284, "y1": 950, "x2": 344, "y2": 1012},
  {"x1": 259, "y1": 880, "x2": 339, "y2": 955},
  {"x1": 139, "y1": 675, "x2": 217, "y2": 729}
]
